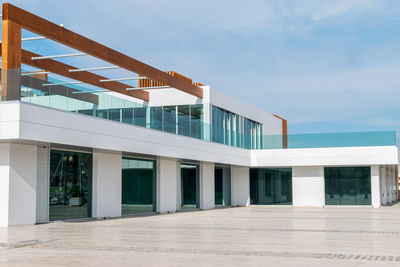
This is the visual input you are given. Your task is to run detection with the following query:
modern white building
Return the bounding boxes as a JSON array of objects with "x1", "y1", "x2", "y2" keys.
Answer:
[{"x1": 0, "y1": 3, "x2": 399, "y2": 227}]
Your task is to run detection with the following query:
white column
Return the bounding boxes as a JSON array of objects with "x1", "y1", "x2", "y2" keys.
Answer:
[
  {"x1": 292, "y1": 166, "x2": 324, "y2": 207},
  {"x1": 371, "y1": 165, "x2": 381, "y2": 208},
  {"x1": 199, "y1": 162, "x2": 215, "y2": 210},
  {"x1": 380, "y1": 166, "x2": 387, "y2": 206},
  {"x1": 231, "y1": 166, "x2": 250, "y2": 206},
  {"x1": 0, "y1": 143, "x2": 38, "y2": 227},
  {"x1": 92, "y1": 150, "x2": 122, "y2": 218},
  {"x1": 391, "y1": 165, "x2": 396, "y2": 202},
  {"x1": 222, "y1": 167, "x2": 232, "y2": 206},
  {"x1": 157, "y1": 157, "x2": 179, "y2": 213},
  {"x1": 36, "y1": 146, "x2": 50, "y2": 223}
]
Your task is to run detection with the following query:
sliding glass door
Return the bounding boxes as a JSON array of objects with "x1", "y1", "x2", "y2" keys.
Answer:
[
  {"x1": 181, "y1": 163, "x2": 199, "y2": 209},
  {"x1": 49, "y1": 150, "x2": 92, "y2": 221},
  {"x1": 122, "y1": 158, "x2": 156, "y2": 215}
]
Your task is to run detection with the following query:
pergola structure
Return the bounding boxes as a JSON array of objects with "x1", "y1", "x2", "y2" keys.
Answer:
[{"x1": 0, "y1": 3, "x2": 203, "y2": 102}]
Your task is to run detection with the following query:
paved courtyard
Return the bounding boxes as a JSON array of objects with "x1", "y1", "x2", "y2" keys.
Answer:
[{"x1": 1, "y1": 205, "x2": 400, "y2": 266}]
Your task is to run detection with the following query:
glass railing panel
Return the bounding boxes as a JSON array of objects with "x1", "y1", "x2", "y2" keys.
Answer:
[
  {"x1": 260, "y1": 131, "x2": 397, "y2": 149},
  {"x1": 4, "y1": 70, "x2": 399, "y2": 150}
]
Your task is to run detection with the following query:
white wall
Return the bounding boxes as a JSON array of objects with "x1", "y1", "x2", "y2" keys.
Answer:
[
  {"x1": 371, "y1": 165, "x2": 381, "y2": 208},
  {"x1": 292, "y1": 166, "x2": 325, "y2": 207},
  {"x1": 252, "y1": 146, "x2": 399, "y2": 167},
  {"x1": 13, "y1": 102, "x2": 250, "y2": 167},
  {"x1": 231, "y1": 166, "x2": 250, "y2": 206},
  {"x1": 157, "y1": 157, "x2": 179, "y2": 213},
  {"x1": 92, "y1": 150, "x2": 122, "y2": 218},
  {"x1": 0, "y1": 143, "x2": 37, "y2": 227},
  {"x1": 199, "y1": 162, "x2": 215, "y2": 210}
]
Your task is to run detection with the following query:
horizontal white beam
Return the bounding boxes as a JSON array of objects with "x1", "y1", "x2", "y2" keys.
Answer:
[
  {"x1": 32, "y1": 53, "x2": 87, "y2": 60},
  {"x1": 42, "y1": 81, "x2": 84, "y2": 87},
  {"x1": 72, "y1": 90, "x2": 110, "y2": 94},
  {"x1": 69, "y1": 66, "x2": 121, "y2": 73},
  {"x1": 21, "y1": 71, "x2": 51, "y2": 76},
  {"x1": 100, "y1": 77, "x2": 147, "y2": 82},
  {"x1": 126, "y1": 86, "x2": 170, "y2": 91},
  {"x1": 22, "y1": 36, "x2": 47, "y2": 41}
]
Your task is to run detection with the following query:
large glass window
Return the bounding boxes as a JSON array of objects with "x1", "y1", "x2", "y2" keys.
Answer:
[
  {"x1": 122, "y1": 158, "x2": 156, "y2": 215},
  {"x1": 190, "y1": 105, "x2": 203, "y2": 139},
  {"x1": 163, "y1": 106, "x2": 176, "y2": 134},
  {"x1": 109, "y1": 108, "x2": 121, "y2": 122},
  {"x1": 250, "y1": 168, "x2": 292, "y2": 205},
  {"x1": 178, "y1": 105, "x2": 190, "y2": 136},
  {"x1": 150, "y1": 107, "x2": 163, "y2": 130},
  {"x1": 134, "y1": 107, "x2": 147, "y2": 127},
  {"x1": 49, "y1": 150, "x2": 92, "y2": 221},
  {"x1": 181, "y1": 163, "x2": 199, "y2": 209},
  {"x1": 121, "y1": 108, "x2": 133, "y2": 124},
  {"x1": 215, "y1": 166, "x2": 231, "y2": 206},
  {"x1": 325, "y1": 167, "x2": 371, "y2": 205}
]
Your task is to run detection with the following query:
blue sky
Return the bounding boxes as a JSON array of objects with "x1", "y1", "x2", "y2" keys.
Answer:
[{"x1": 3, "y1": 0, "x2": 400, "y2": 133}]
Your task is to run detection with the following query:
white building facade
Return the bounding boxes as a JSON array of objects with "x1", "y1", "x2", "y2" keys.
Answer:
[
  {"x1": 0, "y1": 3, "x2": 399, "y2": 227},
  {"x1": 0, "y1": 85, "x2": 398, "y2": 227}
]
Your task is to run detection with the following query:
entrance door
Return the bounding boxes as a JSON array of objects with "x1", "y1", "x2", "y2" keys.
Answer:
[
  {"x1": 122, "y1": 158, "x2": 156, "y2": 215},
  {"x1": 49, "y1": 150, "x2": 92, "y2": 221},
  {"x1": 215, "y1": 166, "x2": 231, "y2": 206},
  {"x1": 181, "y1": 163, "x2": 199, "y2": 209}
]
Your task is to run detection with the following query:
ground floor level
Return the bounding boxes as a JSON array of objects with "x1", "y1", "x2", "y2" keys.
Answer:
[
  {"x1": 1, "y1": 205, "x2": 400, "y2": 266},
  {"x1": 0, "y1": 143, "x2": 398, "y2": 226}
]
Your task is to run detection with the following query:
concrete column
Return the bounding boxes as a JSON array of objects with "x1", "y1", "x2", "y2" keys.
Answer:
[
  {"x1": 0, "y1": 143, "x2": 37, "y2": 227},
  {"x1": 380, "y1": 166, "x2": 387, "y2": 206},
  {"x1": 157, "y1": 157, "x2": 179, "y2": 213},
  {"x1": 199, "y1": 162, "x2": 215, "y2": 210},
  {"x1": 371, "y1": 165, "x2": 381, "y2": 208},
  {"x1": 92, "y1": 150, "x2": 122, "y2": 218},
  {"x1": 222, "y1": 167, "x2": 231, "y2": 206},
  {"x1": 292, "y1": 166, "x2": 324, "y2": 207},
  {"x1": 392, "y1": 165, "x2": 397, "y2": 202},
  {"x1": 231, "y1": 166, "x2": 250, "y2": 206}
]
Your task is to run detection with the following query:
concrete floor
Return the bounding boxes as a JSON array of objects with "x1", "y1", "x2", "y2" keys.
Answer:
[{"x1": 1, "y1": 205, "x2": 400, "y2": 266}]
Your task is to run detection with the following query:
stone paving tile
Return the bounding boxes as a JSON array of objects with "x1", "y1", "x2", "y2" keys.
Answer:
[{"x1": 1, "y1": 205, "x2": 400, "y2": 266}]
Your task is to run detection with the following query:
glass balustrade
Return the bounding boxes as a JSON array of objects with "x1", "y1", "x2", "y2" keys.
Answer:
[{"x1": 1, "y1": 69, "x2": 398, "y2": 150}]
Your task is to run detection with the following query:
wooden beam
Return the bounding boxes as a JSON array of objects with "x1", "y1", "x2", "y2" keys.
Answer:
[
  {"x1": 3, "y1": 3, "x2": 203, "y2": 99},
  {"x1": 1, "y1": 12, "x2": 21, "y2": 100},
  {"x1": 273, "y1": 114, "x2": 288, "y2": 149},
  {"x1": 20, "y1": 50, "x2": 149, "y2": 101}
]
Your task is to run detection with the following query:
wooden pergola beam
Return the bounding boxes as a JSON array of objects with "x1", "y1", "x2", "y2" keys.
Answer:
[
  {"x1": 1, "y1": 14, "x2": 21, "y2": 100},
  {"x1": 20, "y1": 50, "x2": 149, "y2": 101},
  {"x1": 3, "y1": 3, "x2": 203, "y2": 99}
]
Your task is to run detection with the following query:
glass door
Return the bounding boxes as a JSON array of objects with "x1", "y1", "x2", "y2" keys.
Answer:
[
  {"x1": 49, "y1": 150, "x2": 92, "y2": 221},
  {"x1": 181, "y1": 163, "x2": 199, "y2": 209}
]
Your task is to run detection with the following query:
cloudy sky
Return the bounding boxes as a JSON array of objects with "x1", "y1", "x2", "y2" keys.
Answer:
[{"x1": 4, "y1": 0, "x2": 400, "y2": 133}]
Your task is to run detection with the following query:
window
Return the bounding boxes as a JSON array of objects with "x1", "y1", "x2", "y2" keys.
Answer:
[
  {"x1": 250, "y1": 168, "x2": 292, "y2": 205},
  {"x1": 190, "y1": 105, "x2": 203, "y2": 139},
  {"x1": 325, "y1": 167, "x2": 371, "y2": 205},
  {"x1": 122, "y1": 158, "x2": 156, "y2": 215},
  {"x1": 163, "y1": 106, "x2": 176, "y2": 134},
  {"x1": 49, "y1": 150, "x2": 92, "y2": 221},
  {"x1": 150, "y1": 107, "x2": 163, "y2": 130},
  {"x1": 178, "y1": 105, "x2": 190, "y2": 136}
]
